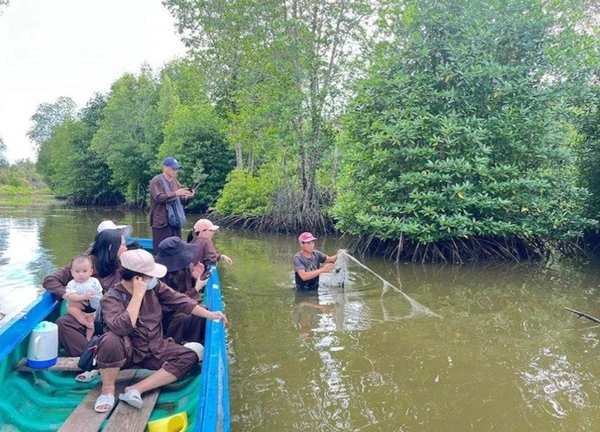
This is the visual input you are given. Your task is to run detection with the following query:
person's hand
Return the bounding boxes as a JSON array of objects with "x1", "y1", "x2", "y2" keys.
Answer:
[
  {"x1": 175, "y1": 188, "x2": 192, "y2": 197},
  {"x1": 191, "y1": 262, "x2": 205, "y2": 280},
  {"x1": 66, "y1": 299, "x2": 85, "y2": 310},
  {"x1": 209, "y1": 311, "x2": 228, "y2": 326},
  {"x1": 322, "y1": 263, "x2": 335, "y2": 272},
  {"x1": 194, "y1": 277, "x2": 208, "y2": 292},
  {"x1": 86, "y1": 289, "x2": 95, "y2": 299},
  {"x1": 220, "y1": 254, "x2": 233, "y2": 265},
  {"x1": 132, "y1": 276, "x2": 147, "y2": 298},
  {"x1": 186, "y1": 188, "x2": 195, "y2": 198}
]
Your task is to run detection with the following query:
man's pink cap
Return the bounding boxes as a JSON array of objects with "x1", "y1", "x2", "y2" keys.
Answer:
[
  {"x1": 298, "y1": 232, "x2": 317, "y2": 243},
  {"x1": 194, "y1": 219, "x2": 220, "y2": 232}
]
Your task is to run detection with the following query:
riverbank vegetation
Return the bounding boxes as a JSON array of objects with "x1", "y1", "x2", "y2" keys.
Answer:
[{"x1": 25, "y1": 0, "x2": 600, "y2": 261}]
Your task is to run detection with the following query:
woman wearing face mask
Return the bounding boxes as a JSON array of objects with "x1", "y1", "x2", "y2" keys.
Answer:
[
  {"x1": 93, "y1": 249, "x2": 227, "y2": 413},
  {"x1": 155, "y1": 236, "x2": 208, "y2": 344}
]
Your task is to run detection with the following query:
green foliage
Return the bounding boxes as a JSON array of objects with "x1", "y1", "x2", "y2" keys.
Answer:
[
  {"x1": 165, "y1": 0, "x2": 375, "y2": 229},
  {"x1": 159, "y1": 103, "x2": 234, "y2": 212},
  {"x1": 35, "y1": 94, "x2": 119, "y2": 204},
  {"x1": 333, "y1": 0, "x2": 596, "y2": 259},
  {"x1": 215, "y1": 169, "x2": 273, "y2": 217},
  {"x1": 27, "y1": 97, "x2": 76, "y2": 149},
  {"x1": 91, "y1": 68, "x2": 162, "y2": 205},
  {"x1": 0, "y1": 159, "x2": 47, "y2": 191}
]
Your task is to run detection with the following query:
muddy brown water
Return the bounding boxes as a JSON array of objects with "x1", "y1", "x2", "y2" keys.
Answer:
[{"x1": 2, "y1": 202, "x2": 600, "y2": 431}]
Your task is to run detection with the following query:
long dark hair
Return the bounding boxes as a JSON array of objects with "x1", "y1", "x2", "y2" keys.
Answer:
[
  {"x1": 90, "y1": 229, "x2": 122, "y2": 278},
  {"x1": 162, "y1": 267, "x2": 194, "y2": 294}
]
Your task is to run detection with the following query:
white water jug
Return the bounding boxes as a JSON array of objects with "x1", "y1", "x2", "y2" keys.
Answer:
[{"x1": 26, "y1": 321, "x2": 58, "y2": 369}]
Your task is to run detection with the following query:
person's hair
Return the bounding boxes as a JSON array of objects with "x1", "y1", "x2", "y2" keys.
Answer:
[
  {"x1": 186, "y1": 229, "x2": 197, "y2": 243},
  {"x1": 71, "y1": 254, "x2": 93, "y2": 268},
  {"x1": 90, "y1": 229, "x2": 122, "y2": 278},
  {"x1": 126, "y1": 241, "x2": 143, "y2": 250},
  {"x1": 161, "y1": 267, "x2": 194, "y2": 294},
  {"x1": 119, "y1": 267, "x2": 146, "y2": 281}
]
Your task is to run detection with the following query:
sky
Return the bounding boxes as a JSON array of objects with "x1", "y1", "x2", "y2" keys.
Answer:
[{"x1": 0, "y1": 0, "x2": 186, "y2": 163}]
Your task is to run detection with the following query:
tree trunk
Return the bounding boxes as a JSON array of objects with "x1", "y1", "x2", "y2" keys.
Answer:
[{"x1": 235, "y1": 142, "x2": 243, "y2": 169}]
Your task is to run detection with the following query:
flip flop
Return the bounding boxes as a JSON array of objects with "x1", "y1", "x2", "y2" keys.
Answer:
[
  {"x1": 75, "y1": 370, "x2": 99, "y2": 383},
  {"x1": 118, "y1": 388, "x2": 143, "y2": 409},
  {"x1": 94, "y1": 393, "x2": 115, "y2": 413}
]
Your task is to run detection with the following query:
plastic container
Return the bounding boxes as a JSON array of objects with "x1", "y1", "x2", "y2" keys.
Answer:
[
  {"x1": 26, "y1": 321, "x2": 58, "y2": 369},
  {"x1": 147, "y1": 412, "x2": 188, "y2": 432}
]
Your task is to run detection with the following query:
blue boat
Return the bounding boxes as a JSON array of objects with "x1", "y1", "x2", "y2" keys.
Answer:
[{"x1": 0, "y1": 237, "x2": 230, "y2": 431}]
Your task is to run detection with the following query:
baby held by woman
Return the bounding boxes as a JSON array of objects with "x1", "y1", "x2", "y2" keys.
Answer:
[{"x1": 65, "y1": 254, "x2": 103, "y2": 341}]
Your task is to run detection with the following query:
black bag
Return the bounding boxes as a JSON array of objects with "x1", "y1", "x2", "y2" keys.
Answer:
[
  {"x1": 78, "y1": 335, "x2": 100, "y2": 371},
  {"x1": 159, "y1": 175, "x2": 186, "y2": 228}
]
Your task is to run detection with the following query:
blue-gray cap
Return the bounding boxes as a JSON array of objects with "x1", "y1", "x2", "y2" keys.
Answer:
[{"x1": 162, "y1": 156, "x2": 181, "y2": 170}]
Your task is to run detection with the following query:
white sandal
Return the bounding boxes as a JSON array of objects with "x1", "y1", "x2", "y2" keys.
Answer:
[
  {"x1": 75, "y1": 369, "x2": 99, "y2": 383},
  {"x1": 94, "y1": 393, "x2": 115, "y2": 413}
]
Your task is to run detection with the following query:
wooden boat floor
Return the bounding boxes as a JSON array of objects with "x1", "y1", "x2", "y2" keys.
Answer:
[{"x1": 57, "y1": 369, "x2": 160, "y2": 432}]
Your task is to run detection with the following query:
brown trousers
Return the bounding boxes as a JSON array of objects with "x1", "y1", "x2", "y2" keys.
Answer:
[
  {"x1": 162, "y1": 311, "x2": 206, "y2": 345},
  {"x1": 152, "y1": 226, "x2": 182, "y2": 254},
  {"x1": 95, "y1": 331, "x2": 198, "y2": 380},
  {"x1": 56, "y1": 314, "x2": 89, "y2": 356}
]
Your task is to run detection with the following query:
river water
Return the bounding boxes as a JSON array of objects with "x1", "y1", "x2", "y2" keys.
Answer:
[{"x1": 2, "y1": 202, "x2": 600, "y2": 431}]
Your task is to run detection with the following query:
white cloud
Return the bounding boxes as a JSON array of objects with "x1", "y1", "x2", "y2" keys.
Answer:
[{"x1": 0, "y1": 0, "x2": 186, "y2": 162}]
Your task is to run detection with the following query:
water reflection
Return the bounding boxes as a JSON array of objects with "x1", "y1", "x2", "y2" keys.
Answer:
[
  {"x1": 6, "y1": 203, "x2": 600, "y2": 430},
  {"x1": 0, "y1": 217, "x2": 52, "y2": 327}
]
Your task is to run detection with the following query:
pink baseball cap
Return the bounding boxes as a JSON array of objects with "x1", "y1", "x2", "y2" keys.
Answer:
[
  {"x1": 193, "y1": 219, "x2": 220, "y2": 232},
  {"x1": 298, "y1": 232, "x2": 317, "y2": 243}
]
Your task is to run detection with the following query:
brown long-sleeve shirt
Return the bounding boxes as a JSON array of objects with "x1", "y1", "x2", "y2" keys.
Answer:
[
  {"x1": 42, "y1": 255, "x2": 122, "y2": 301},
  {"x1": 102, "y1": 280, "x2": 198, "y2": 364},
  {"x1": 149, "y1": 174, "x2": 182, "y2": 228},
  {"x1": 190, "y1": 236, "x2": 220, "y2": 268}
]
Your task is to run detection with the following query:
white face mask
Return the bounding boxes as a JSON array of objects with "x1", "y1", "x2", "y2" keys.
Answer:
[{"x1": 146, "y1": 277, "x2": 158, "y2": 290}]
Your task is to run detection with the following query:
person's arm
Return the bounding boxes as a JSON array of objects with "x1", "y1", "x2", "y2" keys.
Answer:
[
  {"x1": 126, "y1": 277, "x2": 146, "y2": 327},
  {"x1": 325, "y1": 250, "x2": 345, "y2": 263},
  {"x1": 202, "y1": 240, "x2": 219, "y2": 267},
  {"x1": 42, "y1": 265, "x2": 74, "y2": 301},
  {"x1": 294, "y1": 252, "x2": 334, "y2": 281},
  {"x1": 297, "y1": 265, "x2": 335, "y2": 281},
  {"x1": 191, "y1": 305, "x2": 228, "y2": 325},
  {"x1": 102, "y1": 286, "x2": 140, "y2": 336},
  {"x1": 156, "y1": 280, "x2": 199, "y2": 315},
  {"x1": 65, "y1": 291, "x2": 91, "y2": 302},
  {"x1": 219, "y1": 254, "x2": 233, "y2": 265},
  {"x1": 150, "y1": 176, "x2": 189, "y2": 204}
]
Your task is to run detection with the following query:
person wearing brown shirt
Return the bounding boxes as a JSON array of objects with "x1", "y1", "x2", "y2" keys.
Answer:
[
  {"x1": 42, "y1": 229, "x2": 127, "y2": 357},
  {"x1": 188, "y1": 218, "x2": 233, "y2": 268},
  {"x1": 156, "y1": 236, "x2": 208, "y2": 344},
  {"x1": 93, "y1": 249, "x2": 227, "y2": 413},
  {"x1": 149, "y1": 156, "x2": 194, "y2": 253}
]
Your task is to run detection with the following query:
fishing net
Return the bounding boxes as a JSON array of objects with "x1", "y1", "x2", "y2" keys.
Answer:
[{"x1": 321, "y1": 251, "x2": 441, "y2": 320}]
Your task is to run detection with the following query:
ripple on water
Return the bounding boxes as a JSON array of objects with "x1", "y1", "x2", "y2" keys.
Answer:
[{"x1": 519, "y1": 347, "x2": 588, "y2": 418}]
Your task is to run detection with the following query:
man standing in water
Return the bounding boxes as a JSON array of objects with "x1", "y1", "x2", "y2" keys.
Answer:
[
  {"x1": 150, "y1": 157, "x2": 193, "y2": 253},
  {"x1": 293, "y1": 232, "x2": 343, "y2": 291}
]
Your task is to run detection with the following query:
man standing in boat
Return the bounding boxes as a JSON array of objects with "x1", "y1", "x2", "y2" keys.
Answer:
[
  {"x1": 293, "y1": 232, "x2": 343, "y2": 291},
  {"x1": 149, "y1": 157, "x2": 193, "y2": 253}
]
